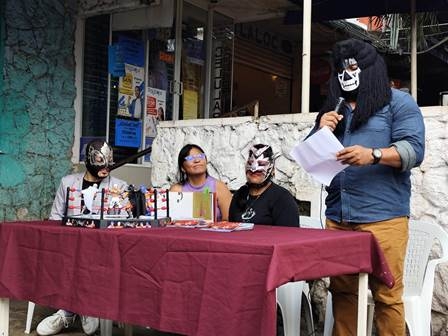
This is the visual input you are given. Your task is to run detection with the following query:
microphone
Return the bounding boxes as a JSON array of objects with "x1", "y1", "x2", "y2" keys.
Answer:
[{"x1": 334, "y1": 97, "x2": 345, "y2": 114}]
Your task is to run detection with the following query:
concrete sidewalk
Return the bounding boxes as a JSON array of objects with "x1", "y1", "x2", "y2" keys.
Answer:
[{"x1": 8, "y1": 300, "x2": 181, "y2": 336}]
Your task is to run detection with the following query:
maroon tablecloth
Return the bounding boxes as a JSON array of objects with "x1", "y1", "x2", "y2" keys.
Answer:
[{"x1": 0, "y1": 221, "x2": 393, "y2": 336}]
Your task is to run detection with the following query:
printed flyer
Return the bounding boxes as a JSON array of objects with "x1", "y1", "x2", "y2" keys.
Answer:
[
  {"x1": 117, "y1": 64, "x2": 145, "y2": 119},
  {"x1": 145, "y1": 87, "x2": 166, "y2": 137}
]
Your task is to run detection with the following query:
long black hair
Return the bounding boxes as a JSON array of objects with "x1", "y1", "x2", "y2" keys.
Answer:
[
  {"x1": 176, "y1": 144, "x2": 208, "y2": 184},
  {"x1": 316, "y1": 39, "x2": 392, "y2": 133}
]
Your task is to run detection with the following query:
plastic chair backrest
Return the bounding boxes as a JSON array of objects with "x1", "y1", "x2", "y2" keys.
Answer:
[
  {"x1": 404, "y1": 220, "x2": 448, "y2": 296},
  {"x1": 299, "y1": 216, "x2": 324, "y2": 229}
]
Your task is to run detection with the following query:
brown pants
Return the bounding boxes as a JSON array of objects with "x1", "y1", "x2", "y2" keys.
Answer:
[{"x1": 327, "y1": 217, "x2": 409, "y2": 336}]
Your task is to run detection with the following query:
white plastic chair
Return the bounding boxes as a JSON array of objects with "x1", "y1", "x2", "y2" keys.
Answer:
[
  {"x1": 299, "y1": 216, "x2": 324, "y2": 229},
  {"x1": 402, "y1": 220, "x2": 448, "y2": 335},
  {"x1": 324, "y1": 220, "x2": 448, "y2": 336},
  {"x1": 277, "y1": 281, "x2": 314, "y2": 336},
  {"x1": 272, "y1": 216, "x2": 323, "y2": 336}
]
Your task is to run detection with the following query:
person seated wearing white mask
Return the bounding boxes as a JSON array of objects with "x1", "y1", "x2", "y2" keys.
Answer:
[{"x1": 229, "y1": 144, "x2": 299, "y2": 227}]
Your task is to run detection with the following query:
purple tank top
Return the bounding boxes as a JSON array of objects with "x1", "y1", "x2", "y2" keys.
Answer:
[{"x1": 182, "y1": 176, "x2": 222, "y2": 221}]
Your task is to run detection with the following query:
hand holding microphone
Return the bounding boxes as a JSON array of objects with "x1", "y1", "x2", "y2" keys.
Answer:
[{"x1": 319, "y1": 97, "x2": 345, "y2": 131}]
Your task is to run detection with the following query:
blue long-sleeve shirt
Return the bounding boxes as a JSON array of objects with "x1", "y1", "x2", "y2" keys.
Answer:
[{"x1": 313, "y1": 89, "x2": 425, "y2": 223}]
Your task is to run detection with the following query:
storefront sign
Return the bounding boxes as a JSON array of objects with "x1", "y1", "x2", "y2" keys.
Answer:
[
  {"x1": 212, "y1": 44, "x2": 224, "y2": 117},
  {"x1": 235, "y1": 23, "x2": 293, "y2": 55},
  {"x1": 211, "y1": 41, "x2": 232, "y2": 117},
  {"x1": 115, "y1": 119, "x2": 142, "y2": 148}
]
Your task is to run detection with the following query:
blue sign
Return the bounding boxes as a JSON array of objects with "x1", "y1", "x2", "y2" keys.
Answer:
[
  {"x1": 118, "y1": 36, "x2": 145, "y2": 67},
  {"x1": 115, "y1": 119, "x2": 142, "y2": 148},
  {"x1": 108, "y1": 45, "x2": 125, "y2": 77}
]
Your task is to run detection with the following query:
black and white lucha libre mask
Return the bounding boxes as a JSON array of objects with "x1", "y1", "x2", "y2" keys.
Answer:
[
  {"x1": 246, "y1": 145, "x2": 275, "y2": 186},
  {"x1": 85, "y1": 140, "x2": 114, "y2": 178},
  {"x1": 337, "y1": 58, "x2": 361, "y2": 92}
]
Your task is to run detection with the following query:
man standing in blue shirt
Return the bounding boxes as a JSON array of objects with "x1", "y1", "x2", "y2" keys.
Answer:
[{"x1": 312, "y1": 39, "x2": 425, "y2": 335}]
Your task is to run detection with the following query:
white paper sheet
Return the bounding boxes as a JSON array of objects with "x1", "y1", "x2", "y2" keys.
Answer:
[
  {"x1": 290, "y1": 126, "x2": 348, "y2": 186},
  {"x1": 168, "y1": 191, "x2": 215, "y2": 220},
  {"x1": 168, "y1": 191, "x2": 194, "y2": 219}
]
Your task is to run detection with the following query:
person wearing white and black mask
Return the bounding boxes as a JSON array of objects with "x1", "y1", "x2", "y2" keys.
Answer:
[
  {"x1": 309, "y1": 38, "x2": 425, "y2": 336},
  {"x1": 229, "y1": 144, "x2": 299, "y2": 227}
]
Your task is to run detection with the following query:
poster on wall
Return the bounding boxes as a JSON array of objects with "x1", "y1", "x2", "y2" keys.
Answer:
[
  {"x1": 145, "y1": 87, "x2": 166, "y2": 138},
  {"x1": 117, "y1": 64, "x2": 145, "y2": 119},
  {"x1": 145, "y1": 87, "x2": 166, "y2": 137},
  {"x1": 108, "y1": 45, "x2": 125, "y2": 77},
  {"x1": 118, "y1": 36, "x2": 145, "y2": 67},
  {"x1": 115, "y1": 119, "x2": 142, "y2": 148}
]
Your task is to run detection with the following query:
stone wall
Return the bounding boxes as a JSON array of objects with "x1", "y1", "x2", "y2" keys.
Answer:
[
  {"x1": 0, "y1": 0, "x2": 77, "y2": 220},
  {"x1": 151, "y1": 107, "x2": 448, "y2": 334},
  {"x1": 151, "y1": 108, "x2": 448, "y2": 222}
]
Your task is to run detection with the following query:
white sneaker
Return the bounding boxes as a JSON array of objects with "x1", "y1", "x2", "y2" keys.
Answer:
[
  {"x1": 81, "y1": 315, "x2": 99, "y2": 335},
  {"x1": 36, "y1": 310, "x2": 76, "y2": 335}
]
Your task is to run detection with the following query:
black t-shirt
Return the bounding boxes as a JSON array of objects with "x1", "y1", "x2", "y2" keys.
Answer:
[{"x1": 229, "y1": 183, "x2": 300, "y2": 227}]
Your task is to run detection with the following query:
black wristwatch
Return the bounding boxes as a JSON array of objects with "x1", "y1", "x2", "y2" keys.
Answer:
[{"x1": 371, "y1": 148, "x2": 382, "y2": 165}]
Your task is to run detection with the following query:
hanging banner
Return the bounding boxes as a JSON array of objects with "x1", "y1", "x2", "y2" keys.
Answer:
[
  {"x1": 108, "y1": 45, "x2": 125, "y2": 77},
  {"x1": 108, "y1": 36, "x2": 144, "y2": 76},
  {"x1": 146, "y1": 87, "x2": 166, "y2": 118},
  {"x1": 115, "y1": 119, "x2": 142, "y2": 148},
  {"x1": 117, "y1": 64, "x2": 145, "y2": 119},
  {"x1": 210, "y1": 38, "x2": 232, "y2": 117},
  {"x1": 145, "y1": 87, "x2": 166, "y2": 138},
  {"x1": 118, "y1": 36, "x2": 145, "y2": 67}
]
